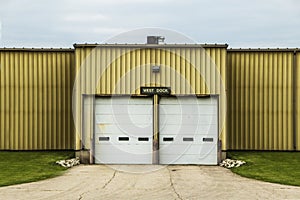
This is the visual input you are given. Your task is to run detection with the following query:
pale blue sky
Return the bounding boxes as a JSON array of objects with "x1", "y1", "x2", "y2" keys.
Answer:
[{"x1": 0, "y1": 0, "x2": 299, "y2": 48}]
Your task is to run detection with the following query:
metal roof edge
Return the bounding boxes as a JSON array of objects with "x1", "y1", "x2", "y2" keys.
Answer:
[
  {"x1": 73, "y1": 43, "x2": 229, "y2": 48},
  {"x1": 0, "y1": 47, "x2": 75, "y2": 52},
  {"x1": 228, "y1": 48, "x2": 299, "y2": 52}
]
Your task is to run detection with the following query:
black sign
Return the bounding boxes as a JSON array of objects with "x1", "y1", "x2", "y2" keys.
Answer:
[{"x1": 140, "y1": 87, "x2": 171, "y2": 95}]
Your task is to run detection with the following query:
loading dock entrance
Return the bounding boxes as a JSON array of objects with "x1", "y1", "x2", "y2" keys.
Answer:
[
  {"x1": 94, "y1": 97, "x2": 153, "y2": 164},
  {"x1": 93, "y1": 95, "x2": 218, "y2": 165},
  {"x1": 159, "y1": 97, "x2": 218, "y2": 165}
]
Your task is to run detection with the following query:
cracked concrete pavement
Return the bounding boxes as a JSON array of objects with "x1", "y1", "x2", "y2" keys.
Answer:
[{"x1": 1, "y1": 165, "x2": 300, "y2": 200}]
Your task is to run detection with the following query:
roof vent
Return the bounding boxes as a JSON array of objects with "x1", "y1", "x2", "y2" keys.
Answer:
[{"x1": 147, "y1": 36, "x2": 165, "y2": 44}]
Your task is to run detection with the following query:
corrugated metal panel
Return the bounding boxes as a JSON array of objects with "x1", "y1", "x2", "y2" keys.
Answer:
[
  {"x1": 227, "y1": 50, "x2": 294, "y2": 150},
  {"x1": 297, "y1": 51, "x2": 300, "y2": 151},
  {"x1": 0, "y1": 49, "x2": 75, "y2": 150},
  {"x1": 75, "y1": 47, "x2": 227, "y2": 95},
  {"x1": 74, "y1": 46, "x2": 227, "y2": 150}
]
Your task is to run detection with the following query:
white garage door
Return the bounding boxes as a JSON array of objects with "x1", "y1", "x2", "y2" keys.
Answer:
[
  {"x1": 94, "y1": 97, "x2": 152, "y2": 164},
  {"x1": 159, "y1": 97, "x2": 218, "y2": 165}
]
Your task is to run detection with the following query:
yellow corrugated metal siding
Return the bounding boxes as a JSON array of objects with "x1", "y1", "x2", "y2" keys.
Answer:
[
  {"x1": 0, "y1": 49, "x2": 75, "y2": 150},
  {"x1": 2, "y1": 45, "x2": 299, "y2": 152},
  {"x1": 74, "y1": 45, "x2": 227, "y2": 150},
  {"x1": 227, "y1": 50, "x2": 294, "y2": 150},
  {"x1": 297, "y1": 51, "x2": 300, "y2": 151},
  {"x1": 75, "y1": 47, "x2": 226, "y2": 95}
]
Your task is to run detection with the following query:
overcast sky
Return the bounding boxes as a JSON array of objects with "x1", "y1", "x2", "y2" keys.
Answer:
[{"x1": 0, "y1": 0, "x2": 299, "y2": 48}]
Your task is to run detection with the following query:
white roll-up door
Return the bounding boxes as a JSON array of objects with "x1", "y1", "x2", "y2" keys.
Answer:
[
  {"x1": 159, "y1": 97, "x2": 218, "y2": 165},
  {"x1": 94, "y1": 97, "x2": 153, "y2": 164}
]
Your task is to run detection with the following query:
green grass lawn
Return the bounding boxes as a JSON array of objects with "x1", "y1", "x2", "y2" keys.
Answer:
[
  {"x1": 0, "y1": 151, "x2": 74, "y2": 187},
  {"x1": 227, "y1": 151, "x2": 300, "y2": 186}
]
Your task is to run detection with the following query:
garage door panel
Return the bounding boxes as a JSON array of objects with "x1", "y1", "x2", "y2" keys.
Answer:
[
  {"x1": 96, "y1": 135, "x2": 152, "y2": 145},
  {"x1": 95, "y1": 97, "x2": 152, "y2": 105},
  {"x1": 95, "y1": 153, "x2": 152, "y2": 164},
  {"x1": 95, "y1": 148, "x2": 152, "y2": 164},
  {"x1": 159, "y1": 124, "x2": 218, "y2": 134},
  {"x1": 95, "y1": 124, "x2": 152, "y2": 135},
  {"x1": 160, "y1": 105, "x2": 217, "y2": 115},
  {"x1": 160, "y1": 115, "x2": 217, "y2": 125},
  {"x1": 160, "y1": 97, "x2": 217, "y2": 105},
  {"x1": 95, "y1": 115, "x2": 152, "y2": 124},
  {"x1": 95, "y1": 144, "x2": 152, "y2": 155},
  {"x1": 95, "y1": 97, "x2": 152, "y2": 164},
  {"x1": 160, "y1": 125, "x2": 218, "y2": 136},
  {"x1": 95, "y1": 124, "x2": 121, "y2": 134},
  {"x1": 160, "y1": 154, "x2": 217, "y2": 165},
  {"x1": 160, "y1": 144, "x2": 217, "y2": 155},
  {"x1": 97, "y1": 144, "x2": 152, "y2": 148},
  {"x1": 159, "y1": 97, "x2": 218, "y2": 165},
  {"x1": 159, "y1": 134, "x2": 218, "y2": 145},
  {"x1": 95, "y1": 105, "x2": 152, "y2": 115}
]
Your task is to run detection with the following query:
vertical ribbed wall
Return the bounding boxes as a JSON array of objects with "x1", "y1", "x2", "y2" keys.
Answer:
[
  {"x1": 75, "y1": 47, "x2": 227, "y2": 95},
  {"x1": 0, "y1": 49, "x2": 75, "y2": 150},
  {"x1": 2, "y1": 46, "x2": 299, "y2": 152},
  {"x1": 74, "y1": 45, "x2": 227, "y2": 150},
  {"x1": 297, "y1": 51, "x2": 300, "y2": 150},
  {"x1": 228, "y1": 50, "x2": 294, "y2": 150}
]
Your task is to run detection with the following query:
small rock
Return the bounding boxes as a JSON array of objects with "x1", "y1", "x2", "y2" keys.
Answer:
[
  {"x1": 220, "y1": 158, "x2": 246, "y2": 169},
  {"x1": 56, "y1": 157, "x2": 80, "y2": 168}
]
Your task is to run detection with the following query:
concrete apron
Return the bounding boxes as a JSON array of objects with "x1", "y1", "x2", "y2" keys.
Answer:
[{"x1": 0, "y1": 165, "x2": 300, "y2": 200}]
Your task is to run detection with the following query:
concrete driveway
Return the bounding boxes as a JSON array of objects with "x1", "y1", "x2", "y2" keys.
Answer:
[{"x1": 1, "y1": 165, "x2": 300, "y2": 200}]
